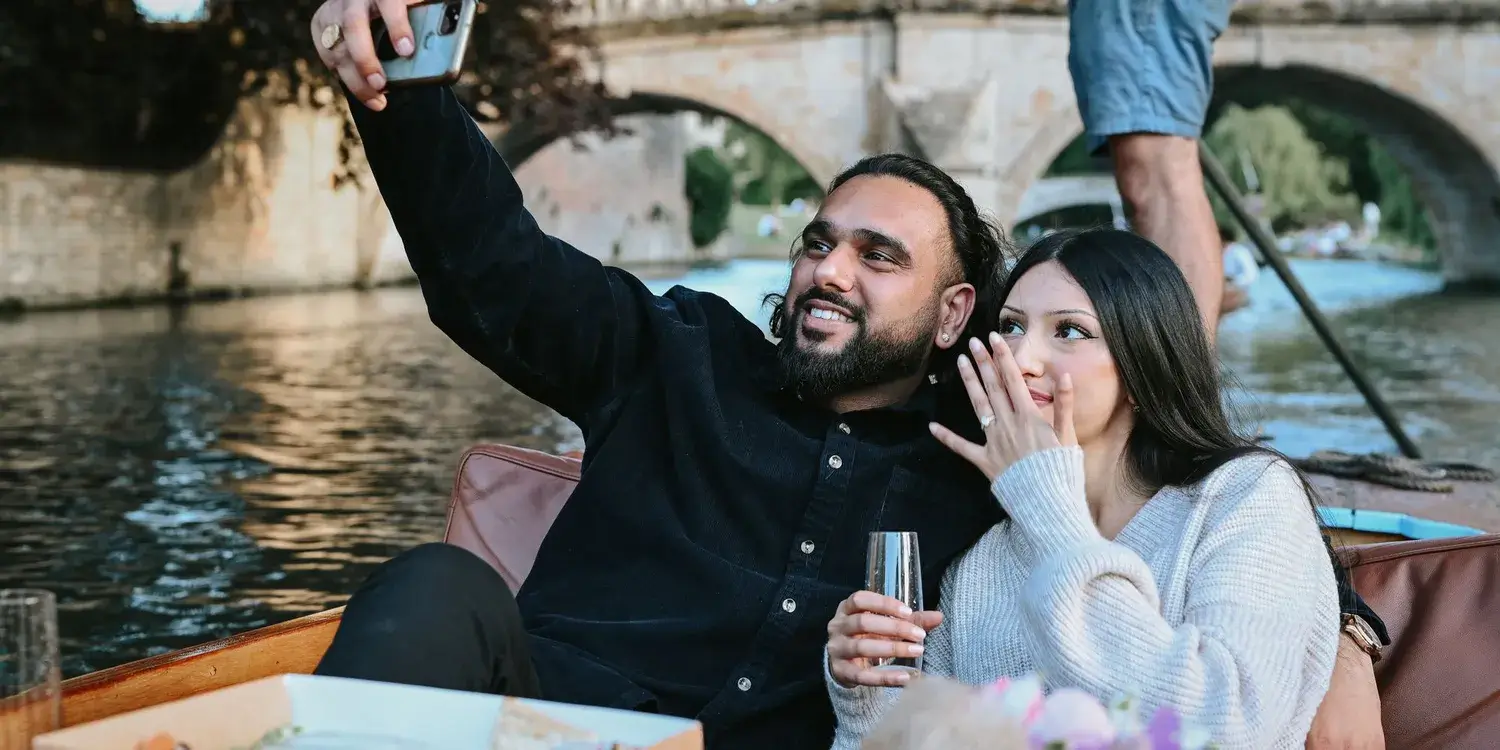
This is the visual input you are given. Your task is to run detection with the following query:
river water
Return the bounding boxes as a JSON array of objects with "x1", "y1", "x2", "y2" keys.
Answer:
[{"x1": 1, "y1": 257, "x2": 1495, "y2": 678}]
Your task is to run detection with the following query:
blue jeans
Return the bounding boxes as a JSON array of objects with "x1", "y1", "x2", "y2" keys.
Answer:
[{"x1": 1068, "y1": 0, "x2": 1236, "y2": 153}]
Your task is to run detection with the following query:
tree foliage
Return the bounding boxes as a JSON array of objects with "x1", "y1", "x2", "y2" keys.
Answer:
[
  {"x1": 0, "y1": 0, "x2": 614, "y2": 174},
  {"x1": 1205, "y1": 103, "x2": 1360, "y2": 233},
  {"x1": 684, "y1": 146, "x2": 734, "y2": 249},
  {"x1": 720, "y1": 120, "x2": 819, "y2": 207}
]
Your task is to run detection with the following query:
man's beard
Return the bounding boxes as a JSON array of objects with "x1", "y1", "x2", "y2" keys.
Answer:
[{"x1": 775, "y1": 286, "x2": 940, "y2": 403}]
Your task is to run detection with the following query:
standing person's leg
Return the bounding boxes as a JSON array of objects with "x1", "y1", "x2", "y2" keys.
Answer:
[
  {"x1": 1067, "y1": 0, "x2": 1235, "y2": 336},
  {"x1": 315, "y1": 542, "x2": 542, "y2": 698}
]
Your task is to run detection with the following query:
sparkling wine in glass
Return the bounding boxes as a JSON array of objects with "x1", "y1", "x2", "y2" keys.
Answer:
[{"x1": 865, "y1": 531, "x2": 923, "y2": 674}]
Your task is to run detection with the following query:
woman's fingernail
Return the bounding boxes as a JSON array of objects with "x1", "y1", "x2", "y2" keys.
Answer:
[
  {"x1": 911, "y1": 627, "x2": 926, "y2": 641},
  {"x1": 910, "y1": 644, "x2": 924, "y2": 655},
  {"x1": 897, "y1": 605, "x2": 913, "y2": 617},
  {"x1": 367, "y1": 73, "x2": 386, "y2": 91},
  {"x1": 896, "y1": 671, "x2": 912, "y2": 683},
  {"x1": 969, "y1": 337, "x2": 982, "y2": 350},
  {"x1": 395, "y1": 36, "x2": 415, "y2": 56}
]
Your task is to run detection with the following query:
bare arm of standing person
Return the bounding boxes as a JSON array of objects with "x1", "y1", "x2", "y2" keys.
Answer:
[{"x1": 309, "y1": 0, "x2": 666, "y2": 427}]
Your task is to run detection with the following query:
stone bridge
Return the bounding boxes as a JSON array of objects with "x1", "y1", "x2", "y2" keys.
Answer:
[
  {"x1": 510, "y1": 0, "x2": 1500, "y2": 288},
  {"x1": 4, "y1": 0, "x2": 1500, "y2": 308}
]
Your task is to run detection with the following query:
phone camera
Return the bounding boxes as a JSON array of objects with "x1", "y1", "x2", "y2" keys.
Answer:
[{"x1": 439, "y1": 0, "x2": 462, "y2": 35}]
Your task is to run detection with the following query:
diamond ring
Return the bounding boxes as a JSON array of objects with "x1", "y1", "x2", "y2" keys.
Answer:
[{"x1": 979, "y1": 414, "x2": 995, "y2": 429}]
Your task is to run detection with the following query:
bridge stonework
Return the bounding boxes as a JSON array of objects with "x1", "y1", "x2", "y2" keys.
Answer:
[
  {"x1": 577, "y1": 10, "x2": 1500, "y2": 288},
  {"x1": 4, "y1": 1, "x2": 1500, "y2": 309}
]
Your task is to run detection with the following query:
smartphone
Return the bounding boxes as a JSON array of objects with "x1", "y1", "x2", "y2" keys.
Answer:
[{"x1": 372, "y1": 0, "x2": 478, "y2": 88}]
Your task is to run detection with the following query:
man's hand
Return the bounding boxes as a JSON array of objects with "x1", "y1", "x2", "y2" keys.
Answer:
[
  {"x1": 1307, "y1": 634, "x2": 1386, "y2": 749},
  {"x1": 310, "y1": 0, "x2": 425, "y2": 111}
]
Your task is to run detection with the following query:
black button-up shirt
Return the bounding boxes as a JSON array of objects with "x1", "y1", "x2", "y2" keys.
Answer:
[{"x1": 348, "y1": 86, "x2": 1383, "y2": 750}]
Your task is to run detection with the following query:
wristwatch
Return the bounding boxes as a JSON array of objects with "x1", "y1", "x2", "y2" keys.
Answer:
[{"x1": 1340, "y1": 613, "x2": 1383, "y2": 663}]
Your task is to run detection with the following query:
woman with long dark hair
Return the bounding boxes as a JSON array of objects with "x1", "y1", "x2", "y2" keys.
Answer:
[{"x1": 823, "y1": 228, "x2": 1339, "y2": 749}]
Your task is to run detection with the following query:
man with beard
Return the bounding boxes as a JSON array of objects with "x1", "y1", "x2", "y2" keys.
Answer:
[
  {"x1": 308, "y1": 2, "x2": 1386, "y2": 747},
  {"x1": 310, "y1": 6, "x2": 1008, "y2": 748},
  {"x1": 314, "y1": 116, "x2": 1005, "y2": 745}
]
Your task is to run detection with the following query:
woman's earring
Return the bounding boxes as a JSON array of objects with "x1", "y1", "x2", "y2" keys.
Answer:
[{"x1": 941, "y1": 333, "x2": 951, "y2": 342}]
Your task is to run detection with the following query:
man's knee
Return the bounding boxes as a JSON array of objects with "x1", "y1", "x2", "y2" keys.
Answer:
[
  {"x1": 380, "y1": 541, "x2": 500, "y2": 582},
  {"x1": 1108, "y1": 134, "x2": 1204, "y2": 208},
  {"x1": 351, "y1": 542, "x2": 511, "y2": 615}
]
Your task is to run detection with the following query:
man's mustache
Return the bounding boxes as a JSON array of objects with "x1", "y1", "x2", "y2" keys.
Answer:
[{"x1": 791, "y1": 287, "x2": 866, "y2": 324}]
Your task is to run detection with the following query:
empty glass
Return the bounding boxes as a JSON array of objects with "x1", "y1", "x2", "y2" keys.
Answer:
[{"x1": 0, "y1": 589, "x2": 60, "y2": 749}]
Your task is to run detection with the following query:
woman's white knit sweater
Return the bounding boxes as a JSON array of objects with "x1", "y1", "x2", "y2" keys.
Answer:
[{"x1": 828, "y1": 446, "x2": 1340, "y2": 749}]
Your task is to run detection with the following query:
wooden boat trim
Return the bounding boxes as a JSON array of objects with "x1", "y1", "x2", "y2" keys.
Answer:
[{"x1": 48, "y1": 606, "x2": 342, "y2": 729}]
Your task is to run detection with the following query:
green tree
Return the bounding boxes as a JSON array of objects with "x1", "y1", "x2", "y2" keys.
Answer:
[
  {"x1": 685, "y1": 146, "x2": 734, "y2": 249},
  {"x1": 1204, "y1": 104, "x2": 1359, "y2": 233},
  {"x1": 0, "y1": 0, "x2": 613, "y2": 176},
  {"x1": 1368, "y1": 143, "x2": 1437, "y2": 254},
  {"x1": 721, "y1": 120, "x2": 818, "y2": 207},
  {"x1": 1241, "y1": 99, "x2": 1436, "y2": 253}
]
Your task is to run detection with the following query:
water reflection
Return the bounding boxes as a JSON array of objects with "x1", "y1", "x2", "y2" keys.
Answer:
[
  {"x1": 0, "y1": 257, "x2": 1494, "y2": 678},
  {"x1": 0, "y1": 290, "x2": 580, "y2": 676}
]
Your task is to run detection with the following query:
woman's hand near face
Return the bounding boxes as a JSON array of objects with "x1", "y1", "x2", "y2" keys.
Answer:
[
  {"x1": 929, "y1": 332, "x2": 1078, "y2": 482},
  {"x1": 827, "y1": 591, "x2": 943, "y2": 688}
]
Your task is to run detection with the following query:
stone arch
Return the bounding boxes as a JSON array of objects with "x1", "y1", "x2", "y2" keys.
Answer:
[
  {"x1": 1208, "y1": 62, "x2": 1500, "y2": 288},
  {"x1": 496, "y1": 90, "x2": 832, "y2": 188},
  {"x1": 1004, "y1": 60, "x2": 1500, "y2": 288},
  {"x1": 493, "y1": 90, "x2": 827, "y2": 267},
  {"x1": 1012, "y1": 175, "x2": 1123, "y2": 227}
]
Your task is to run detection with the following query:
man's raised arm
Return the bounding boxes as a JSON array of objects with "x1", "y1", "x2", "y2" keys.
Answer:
[{"x1": 311, "y1": 0, "x2": 658, "y2": 426}]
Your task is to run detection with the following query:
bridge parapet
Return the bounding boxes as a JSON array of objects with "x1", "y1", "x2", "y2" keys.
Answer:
[{"x1": 568, "y1": 0, "x2": 1500, "y2": 27}]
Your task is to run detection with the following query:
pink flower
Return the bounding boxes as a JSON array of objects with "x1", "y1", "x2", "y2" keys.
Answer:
[
  {"x1": 979, "y1": 675, "x2": 1046, "y2": 725},
  {"x1": 1028, "y1": 687, "x2": 1118, "y2": 747}
]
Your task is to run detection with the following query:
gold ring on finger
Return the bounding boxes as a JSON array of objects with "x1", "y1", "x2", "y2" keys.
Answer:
[{"x1": 321, "y1": 22, "x2": 344, "y2": 51}]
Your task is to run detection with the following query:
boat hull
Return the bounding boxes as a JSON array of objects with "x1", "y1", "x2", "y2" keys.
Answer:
[{"x1": 0, "y1": 608, "x2": 343, "y2": 737}]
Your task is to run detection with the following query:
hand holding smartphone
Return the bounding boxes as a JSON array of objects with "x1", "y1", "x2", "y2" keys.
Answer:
[
  {"x1": 311, "y1": 0, "x2": 478, "y2": 110},
  {"x1": 373, "y1": 0, "x2": 477, "y2": 88}
]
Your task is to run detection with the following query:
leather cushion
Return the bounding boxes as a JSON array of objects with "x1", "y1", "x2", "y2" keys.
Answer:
[
  {"x1": 1348, "y1": 533, "x2": 1500, "y2": 749},
  {"x1": 443, "y1": 444, "x2": 581, "y2": 592}
]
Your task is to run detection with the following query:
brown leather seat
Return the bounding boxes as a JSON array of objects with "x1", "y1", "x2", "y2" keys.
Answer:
[
  {"x1": 443, "y1": 443, "x2": 583, "y2": 592},
  {"x1": 1349, "y1": 534, "x2": 1500, "y2": 748},
  {"x1": 442, "y1": 443, "x2": 1500, "y2": 748}
]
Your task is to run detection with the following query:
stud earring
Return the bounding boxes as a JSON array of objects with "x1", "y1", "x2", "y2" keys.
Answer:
[{"x1": 941, "y1": 333, "x2": 951, "y2": 342}]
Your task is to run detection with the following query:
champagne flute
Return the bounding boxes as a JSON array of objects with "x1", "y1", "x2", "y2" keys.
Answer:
[
  {"x1": 0, "y1": 589, "x2": 60, "y2": 750},
  {"x1": 865, "y1": 531, "x2": 923, "y2": 674}
]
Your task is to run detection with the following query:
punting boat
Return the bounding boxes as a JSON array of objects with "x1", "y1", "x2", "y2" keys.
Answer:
[{"x1": 3, "y1": 442, "x2": 1498, "y2": 748}]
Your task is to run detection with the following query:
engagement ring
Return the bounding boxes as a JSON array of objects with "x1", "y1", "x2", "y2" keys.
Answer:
[{"x1": 979, "y1": 415, "x2": 995, "y2": 429}]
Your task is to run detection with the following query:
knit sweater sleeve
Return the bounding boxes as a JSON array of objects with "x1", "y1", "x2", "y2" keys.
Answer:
[
  {"x1": 994, "y1": 447, "x2": 1340, "y2": 748},
  {"x1": 824, "y1": 567, "x2": 960, "y2": 750}
]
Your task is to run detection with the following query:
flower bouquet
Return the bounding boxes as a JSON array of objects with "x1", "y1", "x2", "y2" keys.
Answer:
[{"x1": 859, "y1": 674, "x2": 1215, "y2": 750}]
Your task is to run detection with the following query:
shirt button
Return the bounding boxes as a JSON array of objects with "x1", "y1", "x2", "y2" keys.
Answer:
[
  {"x1": 737, "y1": 677, "x2": 752, "y2": 692},
  {"x1": 838, "y1": 422, "x2": 851, "y2": 434},
  {"x1": 828, "y1": 454, "x2": 843, "y2": 469},
  {"x1": 782, "y1": 598, "x2": 797, "y2": 613},
  {"x1": 800, "y1": 539, "x2": 815, "y2": 554}
]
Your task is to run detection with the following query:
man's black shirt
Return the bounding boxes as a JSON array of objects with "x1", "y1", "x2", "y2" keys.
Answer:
[{"x1": 347, "y1": 86, "x2": 1384, "y2": 749}]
